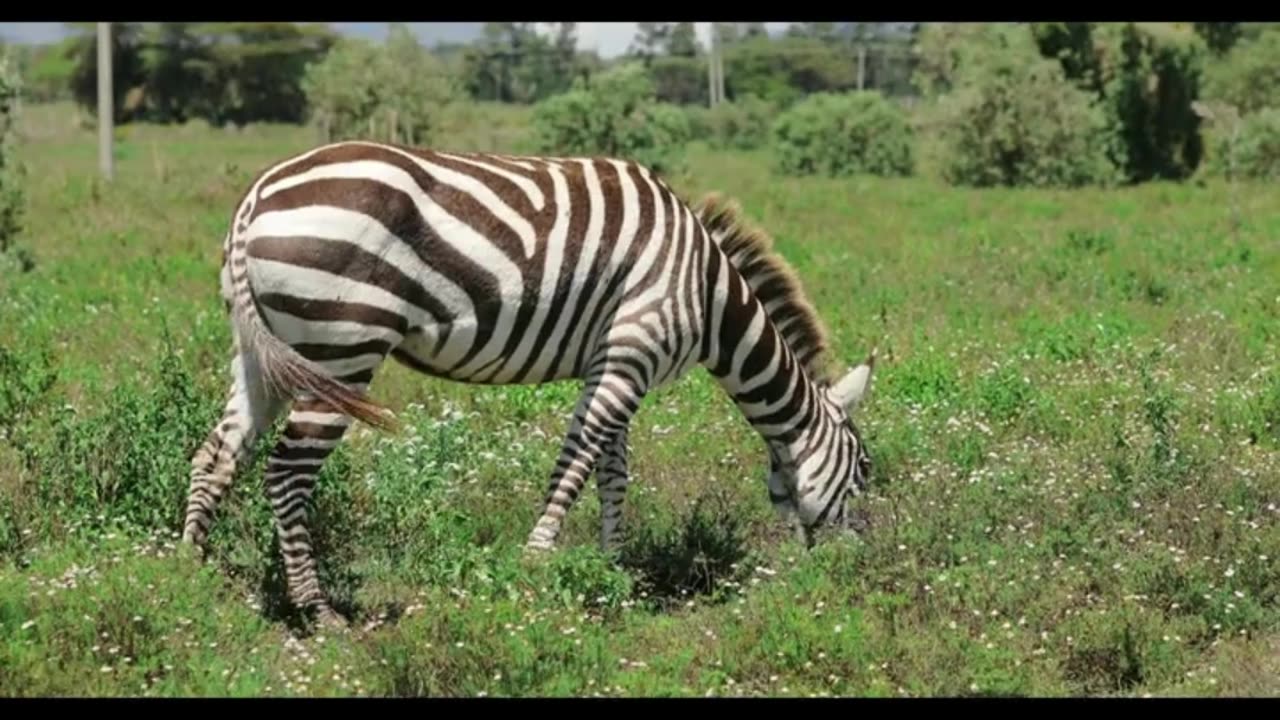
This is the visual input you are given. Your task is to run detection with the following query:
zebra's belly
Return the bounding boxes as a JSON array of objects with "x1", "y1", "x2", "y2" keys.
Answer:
[{"x1": 389, "y1": 321, "x2": 591, "y2": 386}]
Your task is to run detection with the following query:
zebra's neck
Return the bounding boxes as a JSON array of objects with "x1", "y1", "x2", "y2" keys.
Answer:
[{"x1": 700, "y1": 242, "x2": 824, "y2": 456}]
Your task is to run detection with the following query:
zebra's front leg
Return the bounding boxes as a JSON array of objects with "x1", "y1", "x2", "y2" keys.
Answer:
[
  {"x1": 525, "y1": 367, "x2": 647, "y2": 554},
  {"x1": 263, "y1": 396, "x2": 354, "y2": 630},
  {"x1": 596, "y1": 430, "x2": 631, "y2": 556}
]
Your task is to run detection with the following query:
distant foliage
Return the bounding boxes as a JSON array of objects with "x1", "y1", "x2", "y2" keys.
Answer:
[
  {"x1": 1202, "y1": 29, "x2": 1280, "y2": 116},
  {"x1": 722, "y1": 35, "x2": 868, "y2": 109},
  {"x1": 648, "y1": 55, "x2": 708, "y2": 105},
  {"x1": 0, "y1": 51, "x2": 24, "y2": 256},
  {"x1": 531, "y1": 63, "x2": 692, "y2": 174},
  {"x1": 458, "y1": 23, "x2": 591, "y2": 104},
  {"x1": 1207, "y1": 107, "x2": 1280, "y2": 181},
  {"x1": 1091, "y1": 23, "x2": 1208, "y2": 182},
  {"x1": 922, "y1": 22, "x2": 1205, "y2": 185},
  {"x1": 934, "y1": 39, "x2": 1122, "y2": 189},
  {"x1": 1028, "y1": 23, "x2": 1208, "y2": 182},
  {"x1": 1193, "y1": 22, "x2": 1244, "y2": 55},
  {"x1": 5, "y1": 40, "x2": 76, "y2": 103},
  {"x1": 66, "y1": 23, "x2": 148, "y2": 124},
  {"x1": 64, "y1": 22, "x2": 337, "y2": 126},
  {"x1": 770, "y1": 91, "x2": 913, "y2": 178},
  {"x1": 913, "y1": 23, "x2": 1028, "y2": 98},
  {"x1": 702, "y1": 95, "x2": 777, "y2": 150},
  {"x1": 302, "y1": 26, "x2": 456, "y2": 146}
]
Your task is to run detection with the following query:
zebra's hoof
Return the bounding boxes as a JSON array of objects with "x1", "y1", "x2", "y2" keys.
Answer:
[
  {"x1": 521, "y1": 540, "x2": 555, "y2": 565},
  {"x1": 313, "y1": 605, "x2": 350, "y2": 633},
  {"x1": 175, "y1": 538, "x2": 206, "y2": 564}
]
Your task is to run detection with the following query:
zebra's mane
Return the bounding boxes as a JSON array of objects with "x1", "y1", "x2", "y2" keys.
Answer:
[{"x1": 694, "y1": 192, "x2": 835, "y2": 385}]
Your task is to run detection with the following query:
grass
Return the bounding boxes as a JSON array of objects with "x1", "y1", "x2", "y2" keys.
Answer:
[{"x1": 0, "y1": 101, "x2": 1278, "y2": 698}]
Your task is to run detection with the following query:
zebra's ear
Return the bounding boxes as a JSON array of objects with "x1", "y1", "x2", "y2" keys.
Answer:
[{"x1": 830, "y1": 347, "x2": 877, "y2": 412}]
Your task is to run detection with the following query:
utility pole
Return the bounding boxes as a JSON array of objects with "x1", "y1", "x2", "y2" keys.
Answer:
[
  {"x1": 97, "y1": 22, "x2": 114, "y2": 181},
  {"x1": 707, "y1": 24, "x2": 718, "y2": 107},
  {"x1": 715, "y1": 29, "x2": 725, "y2": 104},
  {"x1": 857, "y1": 43, "x2": 866, "y2": 91}
]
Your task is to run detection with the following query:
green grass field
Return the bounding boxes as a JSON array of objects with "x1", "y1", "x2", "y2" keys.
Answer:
[{"x1": 1, "y1": 102, "x2": 1278, "y2": 697}]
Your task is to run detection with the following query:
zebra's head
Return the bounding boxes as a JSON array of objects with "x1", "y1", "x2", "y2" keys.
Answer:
[{"x1": 770, "y1": 348, "x2": 877, "y2": 548}]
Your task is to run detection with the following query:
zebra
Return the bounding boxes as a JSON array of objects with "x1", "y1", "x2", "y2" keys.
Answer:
[{"x1": 179, "y1": 140, "x2": 877, "y2": 629}]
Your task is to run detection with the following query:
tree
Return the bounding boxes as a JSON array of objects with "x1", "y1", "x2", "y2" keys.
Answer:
[
  {"x1": 1202, "y1": 27, "x2": 1280, "y2": 115},
  {"x1": 138, "y1": 23, "x2": 222, "y2": 123},
  {"x1": 667, "y1": 23, "x2": 699, "y2": 57},
  {"x1": 1194, "y1": 23, "x2": 1242, "y2": 55},
  {"x1": 649, "y1": 56, "x2": 706, "y2": 104},
  {"x1": 301, "y1": 37, "x2": 381, "y2": 140},
  {"x1": 374, "y1": 24, "x2": 457, "y2": 143},
  {"x1": 786, "y1": 23, "x2": 841, "y2": 44},
  {"x1": 197, "y1": 22, "x2": 337, "y2": 125},
  {"x1": 302, "y1": 28, "x2": 455, "y2": 144},
  {"x1": 65, "y1": 22, "x2": 147, "y2": 123},
  {"x1": 8, "y1": 40, "x2": 76, "y2": 103},
  {"x1": 459, "y1": 22, "x2": 572, "y2": 103},
  {"x1": 629, "y1": 22, "x2": 670, "y2": 64},
  {"x1": 721, "y1": 35, "x2": 857, "y2": 106},
  {"x1": 714, "y1": 23, "x2": 741, "y2": 45},
  {"x1": 0, "y1": 50, "x2": 24, "y2": 256},
  {"x1": 64, "y1": 22, "x2": 336, "y2": 126}
]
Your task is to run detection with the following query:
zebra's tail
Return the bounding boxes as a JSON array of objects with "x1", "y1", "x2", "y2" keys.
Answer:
[{"x1": 226, "y1": 218, "x2": 399, "y2": 433}]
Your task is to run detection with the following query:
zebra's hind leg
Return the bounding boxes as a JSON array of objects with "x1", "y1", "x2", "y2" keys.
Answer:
[
  {"x1": 595, "y1": 430, "x2": 631, "y2": 557},
  {"x1": 525, "y1": 361, "x2": 648, "y2": 554},
  {"x1": 262, "y1": 395, "x2": 355, "y2": 631},
  {"x1": 182, "y1": 340, "x2": 287, "y2": 557}
]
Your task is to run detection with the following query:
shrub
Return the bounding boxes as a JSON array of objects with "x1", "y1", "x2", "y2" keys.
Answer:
[
  {"x1": 934, "y1": 40, "x2": 1122, "y2": 188},
  {"x1": 704, "y1": 94, "x2": 777, "y2": 150},
  {"x1": 770, "y1": 91, "x2": 913, "y2": 178},
  {"x1": 1202, "y1": 28, "x2": 1280, "y2": 116},
  {"x1": 531, "y1": 63, "x2": 692, "y2": 174},
  {"x1": 0, "y1": 50, "x2": 24, "y2": 256},
  {"x1": 14, "y1": 347, "x2": 221, "y2": 537},
  {"x1": 684, "y1": 105, "x2": 712, "y2": 142}
]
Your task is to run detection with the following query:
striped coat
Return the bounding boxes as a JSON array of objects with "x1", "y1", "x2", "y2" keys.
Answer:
[{"x1": 180, "y1": 141, "x2": 876, "y2": 628}]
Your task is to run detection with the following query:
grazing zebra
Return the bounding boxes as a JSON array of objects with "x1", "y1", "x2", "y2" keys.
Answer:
[{"x1": 179, "y1": 140, "x2": 876, "y2": 628}]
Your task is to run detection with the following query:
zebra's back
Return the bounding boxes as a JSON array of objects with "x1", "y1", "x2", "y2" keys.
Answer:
[{"x1": 229, "y1": 141, "x2": 708, "y2": 388}]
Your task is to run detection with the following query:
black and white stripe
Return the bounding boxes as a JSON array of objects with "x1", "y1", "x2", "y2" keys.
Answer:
[{"x1": 180, "y1": 141, "x2": 876, "y2": 627}]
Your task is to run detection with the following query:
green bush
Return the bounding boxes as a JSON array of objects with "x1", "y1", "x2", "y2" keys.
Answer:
[
  {"x1": 0, "y1": 50, "x2": 24, "y2": 256},
  {"x1": 1202, "y1": 29, "x2": 1280, "y2": 116},
  {"x1": 934, "y1": 39, "x2": 1122, "y2": 188},
  {"x1": 14, "y1": 348, "x2": 221, "y2": 537},
  {"x1": 684, "y1": 105, "x2": 712, "y2": 142},
  {"x1": 704, "y1": 95, "x2": 777, "y2": 150},
  {"x1": 531, "y1": 63, "x2": 692, "y2": 174},
  {"x1": 770, "y1": 91, "x2": 913, "y2": 178}
]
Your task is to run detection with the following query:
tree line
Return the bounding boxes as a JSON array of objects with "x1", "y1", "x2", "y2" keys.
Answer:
[
  {"x1": 2, "y1": 22, "x2": 932, "y2": 126},
  {"x1": 2, "y1": 20, "x2": 1277, "y2": 188}
]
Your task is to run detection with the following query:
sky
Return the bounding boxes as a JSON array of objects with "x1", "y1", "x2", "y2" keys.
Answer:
[{"x1": 0, "y1": 22, "x2": 795, "y2": 58}]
